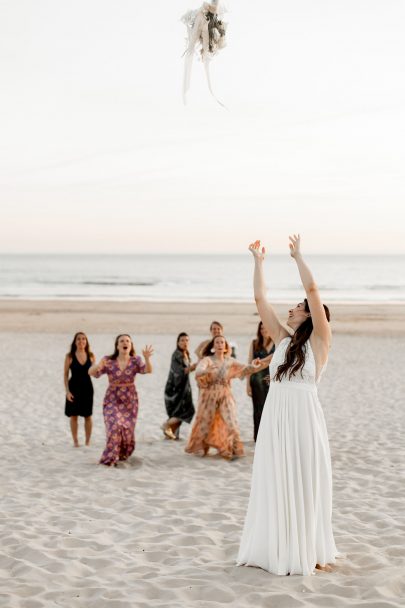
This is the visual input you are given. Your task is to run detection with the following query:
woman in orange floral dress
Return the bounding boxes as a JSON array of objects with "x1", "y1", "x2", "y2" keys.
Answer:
[{"x1": 185, "y1": 336, "x2": 261, "y2": 460}]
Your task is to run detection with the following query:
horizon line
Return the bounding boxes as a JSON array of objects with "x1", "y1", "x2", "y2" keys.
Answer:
[{"x1": 0, "y1": 252, "x2": 404, "y2": 257}]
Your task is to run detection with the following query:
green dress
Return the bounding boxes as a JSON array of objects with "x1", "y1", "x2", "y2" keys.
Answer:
[{"x1": 250, "y1": 343, "x2": 275, "y2": 441}]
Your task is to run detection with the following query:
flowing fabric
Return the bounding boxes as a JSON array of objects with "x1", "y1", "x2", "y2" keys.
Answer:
[
  {"x1": 164, "y1": 349, "x2": 195, "y2": 425},
  {"x1": 94, "y1": 356, "x2": 146, "y2": 466},
  {"x1": 185, "y1": 356, "x2": 251, "y2": 459},
  {"x1": 238, "y1": 337, "x2": 338, "y2": 575},
  {"x1": 182, "y1": 2, "x2": 227, "y2": 106}
]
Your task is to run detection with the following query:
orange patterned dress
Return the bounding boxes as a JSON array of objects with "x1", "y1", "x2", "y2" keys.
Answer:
[{"x1": 185, "y1": 356, "x2": 252, "y2": 460}]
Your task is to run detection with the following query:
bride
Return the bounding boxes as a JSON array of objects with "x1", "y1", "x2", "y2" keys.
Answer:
[{"x1": 237, "y1": 235, "x2": 338, "y2": 575}]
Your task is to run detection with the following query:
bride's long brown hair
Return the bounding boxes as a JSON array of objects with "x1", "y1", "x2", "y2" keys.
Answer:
[{"x1": 274, "y1": 299, "x2": 330, "y2": 381}]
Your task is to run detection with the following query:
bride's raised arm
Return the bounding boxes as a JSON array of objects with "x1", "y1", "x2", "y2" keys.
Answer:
[
  {"x1": 289, "y1": 234, "x2": 331, "y2": 348},
  {"x1": 249, "y1": 240, "x2": 289, "y2": 347}
]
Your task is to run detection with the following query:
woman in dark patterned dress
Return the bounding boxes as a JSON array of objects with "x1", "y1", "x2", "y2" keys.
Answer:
[
  {"x1": 247, "y1": 321, "x2": 275, "y2": 441},
  {"x1": 64, "y1": 332, "x2": 95, "y2": 447},
  {"x1": 162, "y1": 333, "x2": 196, "y2": 440},
  {"x1": 89, "y1": 334, "x2": 153, "y2": 466}
]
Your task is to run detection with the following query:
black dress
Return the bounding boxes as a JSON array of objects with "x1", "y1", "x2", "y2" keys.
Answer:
[
  {"x1": 250, "y1": 343, "x2": 275, "y2": 441},
  {"x1": 65, "y1": 354, "x2": 94, "y2": 418},
  {"x1": 164, "y1": 349, "x2": 195, "y2": 424}
]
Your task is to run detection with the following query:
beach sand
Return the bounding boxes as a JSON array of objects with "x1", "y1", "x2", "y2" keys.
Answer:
[
  {"x1": 1, "y1": 303, "x2": 405, "y2": 607},
  {"x1": 1, "y1": 300, "x2": 405, "y2": 335}
]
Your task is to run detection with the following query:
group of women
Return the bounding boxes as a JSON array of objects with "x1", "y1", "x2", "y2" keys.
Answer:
[
  {"x1": 64, "y1": 333, "x2": 153, "y2": 465},
  {"x1": 161, "y1": 319, "x2": 274, "y2": 452},
  {"x1": 64, "y1": 235, "x2": 338, "y2": 576},
  {"x1": 64, "y1": 319, "x2": 273, "y2": 465}
]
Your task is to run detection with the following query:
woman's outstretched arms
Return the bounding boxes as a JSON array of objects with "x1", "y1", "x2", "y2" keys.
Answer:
[
  {"x1": 249, "y1": 240, "x2": 289, "y2": 346},
  {"x1": 289, "y1": 234, "x2": 331, "y2": 346}
]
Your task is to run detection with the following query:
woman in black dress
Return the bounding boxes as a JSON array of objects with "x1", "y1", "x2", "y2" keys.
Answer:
[
  {"x1": 64, "y1": 332, "x2": 95, "y2": 447},
  {"x1": 163, "y1": 333, "x2": 196, "y2": 440},
  {"x1": 247, "y1": 321, "x2": 275, "y2": 441}
]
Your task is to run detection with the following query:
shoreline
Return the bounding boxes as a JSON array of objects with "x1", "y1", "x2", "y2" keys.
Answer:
[
  {"x1": 2, "y1": 296, "x2": 405, "y2": 304},
  {"x1": 1, "y1": 299, "x2": 405, "y2": 335}
]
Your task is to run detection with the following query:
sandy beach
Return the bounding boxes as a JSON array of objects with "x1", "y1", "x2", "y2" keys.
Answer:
[
  {"x1": 1, "y1": 302, "x2": 405, "y2": 607},
  {"x1": 1, "y1": 300, "x2": 405, "y2": 335}
]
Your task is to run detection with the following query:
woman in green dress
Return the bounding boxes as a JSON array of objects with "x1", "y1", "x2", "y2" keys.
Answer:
[{"x1": 247, "y1": 321, "x2": 275, "y2": 441}]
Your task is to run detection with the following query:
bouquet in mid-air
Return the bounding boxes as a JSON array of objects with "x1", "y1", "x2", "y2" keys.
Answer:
[{"x1": 181, "y1": 0, "x2": 227, "y2": 106}]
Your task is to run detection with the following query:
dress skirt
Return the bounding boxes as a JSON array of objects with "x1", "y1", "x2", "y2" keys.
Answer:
[{"x1": 237, "y1": 381, "x2": 338, "y2": 575}]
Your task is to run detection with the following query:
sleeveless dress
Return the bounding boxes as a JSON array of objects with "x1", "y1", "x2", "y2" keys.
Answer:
[
  {"x1": 250, "y1": 343, "x2": 275, "y2": 441},
  {"x1": 64, "y1": 354, "x2": 94, "y2": 418},
  {"x1": 238, "y1": 337, "x2": 338, "y2": 575}
]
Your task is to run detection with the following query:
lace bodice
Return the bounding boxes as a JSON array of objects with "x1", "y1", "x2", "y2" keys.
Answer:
[{"x1": 269, "y1": 337, "x2": 326, "y2": 386}]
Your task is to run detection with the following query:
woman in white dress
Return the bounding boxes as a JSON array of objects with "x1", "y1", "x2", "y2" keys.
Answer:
[{"x1": 237, "y1": 235, "x2": 338, "y2": 575}]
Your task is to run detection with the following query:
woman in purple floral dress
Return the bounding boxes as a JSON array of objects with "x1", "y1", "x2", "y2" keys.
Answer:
[{"x1": 89, "y1": 334, "x2": 153, "y2": 466}]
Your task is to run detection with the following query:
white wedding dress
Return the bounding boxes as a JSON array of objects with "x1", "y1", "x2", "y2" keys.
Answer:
[{"x1": 237, "y1": 337, "x2": 338, "y2": 575}]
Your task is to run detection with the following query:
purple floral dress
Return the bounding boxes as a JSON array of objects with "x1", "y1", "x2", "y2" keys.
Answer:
[{"x1": 95, "y1": 356, "x2": 146, "y2": 466}]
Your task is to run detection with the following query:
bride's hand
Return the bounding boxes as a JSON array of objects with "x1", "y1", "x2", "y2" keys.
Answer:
[
  {"x1": 289, "y1": 234, "x2": 301, "y2": 258},
  {"x1": 248, "y1": 240, "x2": 266, "y2": 261}
]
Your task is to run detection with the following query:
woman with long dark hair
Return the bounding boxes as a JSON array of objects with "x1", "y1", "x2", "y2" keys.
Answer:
[
  {"x1": 163, "y1": 333, "x2": 196, "y2": 440},
  {"x1": 89, "y1": 334, "x2": 153, "y2": 466},
  {"x1": 195, "y1": 320, "x2": 238, "y2": 360},
  {"x1": 194, "y1": 321, "x2": 224, "y2": 360},
  {"x1": 64, "y1": 332, "x2": 95, "y2": 447},
  {"x1": 247, "y1": 321, "x2": 275, "y2": 441},
  {"x1": 238, "y1": 235, "x2": 338, "y2": 575}
]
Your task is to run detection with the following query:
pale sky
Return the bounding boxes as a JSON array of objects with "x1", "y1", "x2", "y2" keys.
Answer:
[{"x1": 1, "y1": 0, "x2": 405, "y2": 254}]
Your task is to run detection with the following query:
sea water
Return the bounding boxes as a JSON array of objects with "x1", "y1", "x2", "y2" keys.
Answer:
[{"x1": 0, "y1": 254, "x2": 404, "y2": 303}]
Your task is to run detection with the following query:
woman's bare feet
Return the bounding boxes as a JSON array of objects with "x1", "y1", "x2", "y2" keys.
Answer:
[
  {"x1": 315, "y1": 563, "x2": 333, "y2": 573},
  {"x1": 73, "y1": 441, "x2": 80, "y2": 448},
  {"x1": 164, "y1": 427, "x2": 176, "y2": 440}
]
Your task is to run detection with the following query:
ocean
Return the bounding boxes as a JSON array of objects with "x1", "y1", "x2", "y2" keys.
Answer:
[{"x1": 0, "y1": 254, "x2": 404, "y2": 303}]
